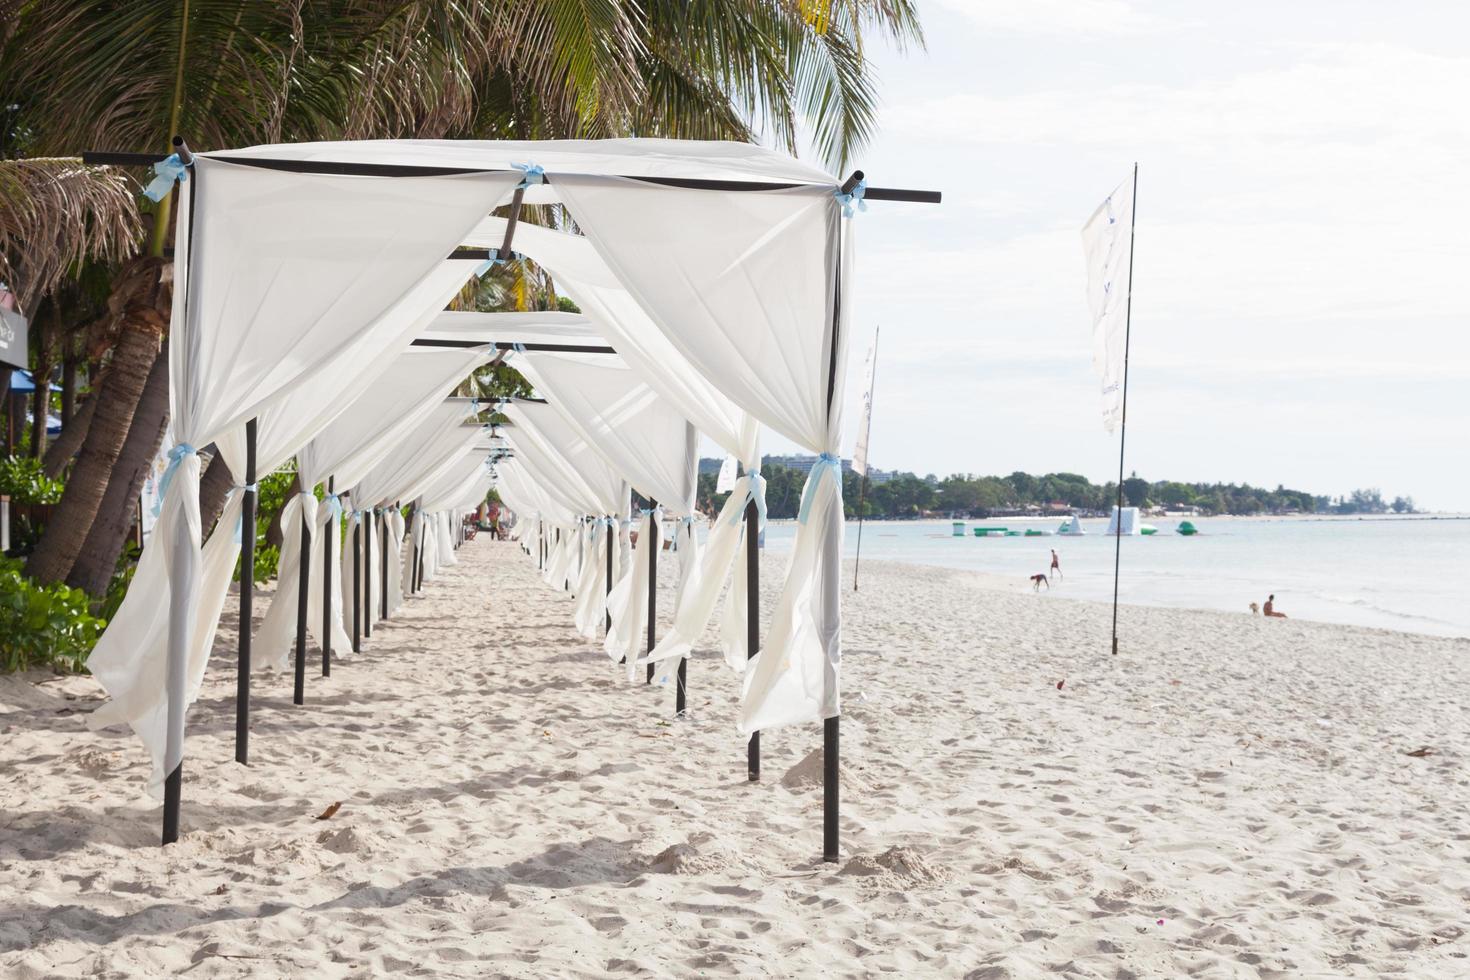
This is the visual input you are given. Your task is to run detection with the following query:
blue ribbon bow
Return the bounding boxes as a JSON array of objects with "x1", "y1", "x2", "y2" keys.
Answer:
[
  {"x1": 513, "y1": 162, "x2": 545, "y2": 189},
  {"x1": 153, "y1": 443, "x2": 197, "y2": 516},
  {"x1": 723, "y1": 471, "x2": 768, "y2": 530},
  {"x1": 325, "y1": 493, "x2": 344, "y2": 520},
  {"x1": 834, "y1": 178, "x2": 868, "y2": 219},
  {"x1": 797, "y1": 453, "x2": 842, "y2": 524},
  {"x1": 143, "y1": 153, "x2": 190, "y2": 203}
]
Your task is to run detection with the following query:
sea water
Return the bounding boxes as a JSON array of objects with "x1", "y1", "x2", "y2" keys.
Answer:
[{"x1": 758, "y1": 516, "x2": 1470, "y2": 639}]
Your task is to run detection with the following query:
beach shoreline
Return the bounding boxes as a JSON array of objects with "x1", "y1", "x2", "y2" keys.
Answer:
[{"x1": 3, "y1": 541, "x2": 1468, "y2": 977}]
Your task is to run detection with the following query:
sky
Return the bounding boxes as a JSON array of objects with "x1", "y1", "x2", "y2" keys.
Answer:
[{"x1": 750, "y1": 0, "x2": 1470, "y2": 511}]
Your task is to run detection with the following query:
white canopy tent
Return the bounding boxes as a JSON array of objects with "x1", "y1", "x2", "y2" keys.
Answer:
[{"x1": 81, "y1": 135, "x2": 935, "y2": 863}]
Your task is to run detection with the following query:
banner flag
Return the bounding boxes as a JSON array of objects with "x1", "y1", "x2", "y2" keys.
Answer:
[{"x1": 1081, "y1": 174, "x2": 1135, "y2": 432}]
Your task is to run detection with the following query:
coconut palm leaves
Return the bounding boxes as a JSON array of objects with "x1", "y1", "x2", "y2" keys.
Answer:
[
  {"x1": 3, "y1": 0, "x2": 920, "y2": 171},
  {"x1": 0, "y1": 158, "x2": 142, "y2": 311}
]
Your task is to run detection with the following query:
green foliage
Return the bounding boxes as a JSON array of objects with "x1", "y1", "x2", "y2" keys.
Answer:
[
  {"x1": 0, "y1": 556, "x2": 108, "y2": 673},
  {"x1": 696, "y1": 460, "x2": 1405, "y2": 520},
  {"x1": 0, "y1": 454, "x2": 64, "y2": 504},
  {"x1": 237, "y1": 471, "x2": 296, "y2": 583}
]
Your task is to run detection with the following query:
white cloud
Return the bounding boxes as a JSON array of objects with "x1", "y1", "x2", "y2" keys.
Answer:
[
  {"x1": 842, "y1": 13, "x2": 1470, "y2": 507},
  {"x1": 933, "y1": 0, "x2": 1157, "y2": 36}
]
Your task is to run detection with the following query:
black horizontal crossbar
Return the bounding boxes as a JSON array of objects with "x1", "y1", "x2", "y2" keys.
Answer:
[
  {"x1": 80, "y1": 151, "x2": 940, "y2": 203},
  {"x1": 412, "y1": 339, "x2": 617, "y2": 354}
]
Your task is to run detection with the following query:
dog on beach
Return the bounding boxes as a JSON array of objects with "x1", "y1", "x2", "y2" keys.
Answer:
[
  {"x1": 1249, "y1": 602, "x2": 1260, "y2": 615},
  {"x1": 1030, "y1": 573, "x2": 1049, "y2": 591}
]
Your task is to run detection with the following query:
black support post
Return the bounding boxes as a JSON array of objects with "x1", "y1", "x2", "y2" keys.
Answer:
[
  {"x1": 646, "y1": 504, "x2": 657, "y2": 686},
  {"x1": 322, "y1": 479, "x2": 333, "y2": 677},
  {"x1": 381, "y1": 510, "x2": 389, "y2": 619},
  {"x1": 363, "y1": 509, "x2": 373, "y2": 640},
  {"x1": 235, "y1": 418, "x2": 257, "y2": 764},
  {"x1": 746, "y1": 498, "x2": 760, "y2": 780},
  {"x1": 293, "y1": 496, "x2": 309, "y2": 706},
  {"x1": 604, "y1": 520, "x2": 613, "y2": 635},
  {"x1": 352, "y1": 517, "x2": 361, "y2": 652},
  {"x1": 822, "y1": 216, "x2": 848, "y2": 863}
]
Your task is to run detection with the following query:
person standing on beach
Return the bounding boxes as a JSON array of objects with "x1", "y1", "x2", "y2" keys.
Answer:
[
  {"x1": 1264, "y1": 594, "x2": 1287, "y2": 618},
  {"x1": 1050, "y1": 549, "x2": 1062, "y2": 580}
]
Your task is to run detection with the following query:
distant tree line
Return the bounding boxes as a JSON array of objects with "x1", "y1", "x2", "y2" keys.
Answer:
[{"x1": 695, "y1": 467, "x2": 1416, "y2": 520}]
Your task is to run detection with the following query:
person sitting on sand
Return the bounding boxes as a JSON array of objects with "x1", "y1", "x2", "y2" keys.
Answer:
[
  {"x1": 1030, "y1": 573, "x2": 1049, "y2": 591},
  {"x1": 1050, "y1": 549, "x2": 1062, "y2": 580},
  {"x1": 1263, "y1": 594, "x2": 1287, "y2": 618}
]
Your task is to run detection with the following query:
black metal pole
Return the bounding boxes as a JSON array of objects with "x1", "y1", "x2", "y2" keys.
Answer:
[
  {"x1": 380, "y1": 510, "x2": 389, "y2": 619},
  {"x1": 1111, "y1": 163, "x2": 1139, "y2": 658},
  {"x1": 293, "y1": 495, "x2": 309, "y2": 706},
  {"x1": 160, "y1": 135, "x2": 194, "y2": 847},
  {"x1": 322, "y1": 478, "x2": 333, "y2": 677},
  {"x1": 408, "y1": 508, "x2": 418, "y2": 594},
  {"x1": 646, "y1": 503, "x2": 657, "y2": 686},
  {"x1": 364, "y1": 508, "x2": 373, "y2": 639},
  {"x1": 746, "y1": 497, "x2": 760, "y2": 780},
  {"x1": 235, "y1": 417, "x2": 257, "y2": 764},
  {"x1": 823, "y1": 217, "x2": 848, "y2": 864},
  {"x1": 415, "y1": 513, "x2": 426, "y2": 592},
  {"x1": 604, "y1": 520, "x2": 613, "y2": 635},
  {"x1": 352, "y1": 516, "x2": 361, "y2": 652}
]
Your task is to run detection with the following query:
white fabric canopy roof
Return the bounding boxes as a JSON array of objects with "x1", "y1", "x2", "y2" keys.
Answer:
[{"x1": 90, "y1": 137, "x2": 869, "y2": 822}]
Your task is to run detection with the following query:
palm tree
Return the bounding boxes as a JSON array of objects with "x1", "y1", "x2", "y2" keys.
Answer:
[{"x1": 2, "y1": 0, "x2": 921, "y2": 590}]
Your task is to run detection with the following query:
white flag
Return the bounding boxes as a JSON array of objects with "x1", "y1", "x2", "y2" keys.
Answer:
[
  {"x1": 851, "y1": 326, "x2": 879, "y2": 476},
  {"x1": 715, "y1": 453, "x2": 738, "y2": 493},
  {"x1": 1081, "y1": 171, "x2": 1135, "y2": 432}
]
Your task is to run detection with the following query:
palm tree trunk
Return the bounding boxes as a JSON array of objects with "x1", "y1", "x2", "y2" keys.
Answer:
[
  {"x1": 61, "y1": 357, "x2": 77, "y2": 425},
  {"x1": 267, "y1": 472, "x2": 300, "y2": 549},
  {"x1": 65, "y1": 340, "x2": 170, "y2": 596},
  {"x1": 197, "y1": 443, "x2": 236, "y2": 538},
  {"x1": 42, "y1": 388, "x2": 96, "y2": 477},
  {"x1": 25, "y1": 259, "x2": 169, "y2": 585},
  {"x1": 29, "y1": 357, "x2": 49, "y2": 458}
]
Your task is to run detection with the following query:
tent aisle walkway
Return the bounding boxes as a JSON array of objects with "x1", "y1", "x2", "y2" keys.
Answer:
[{"x1": 5, "y1": 540, "x2": 1469, "y2": 976}]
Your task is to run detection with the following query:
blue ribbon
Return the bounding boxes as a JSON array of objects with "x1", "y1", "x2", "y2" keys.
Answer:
[
  {"x1": 797, "y1": 453, "x2": 842, "y2": 524},
  {"x1": 722, "y1": 471, "x2": 768, "y2": 530},
  {"x1": 152, "y1": 443, "x2": 197, "y2": 516},
  {"x1": 325, "y1": 493, "x2": 344, "y2": 520},
  {"x1": 513, "y1": 162, "x2": 544, "y2": 189},
  {"x1": 142, "y1": 154, "x2": 189, "y2": 203},
  {"x1": 241, "y1": 482, "x2": 259, "y2": 494},
  {"x1": 510, "y1": 342, "x2": 526, "y2": 354},
  {"x1": 834, "y1": 178, "x2": 868, "y2": 218}
]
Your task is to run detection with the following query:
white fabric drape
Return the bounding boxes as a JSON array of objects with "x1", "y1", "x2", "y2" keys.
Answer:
[
  {"x1": 462, "y1": 221, "x2": 765, "y2": 676},
  {"x1": 254, "y1": 493, "x2": 326, "y2": 670},
  {"x1": 385, "y1": 509, "x2": 406, "y2": 616},
  {"x1": 511, "y1": 352, "x2": 699, "y2": 650},
  {"x1": 85, "y1": 157, "x2": 518, "y2": 792},
  {"x1": 553, "y1": 176, "x2": 850, "y2": 734},
  {"x1": 572, "y1": 520, "x2": 622, "y2": 638},
  {"x1": 502, "y1": 401, "x2": 627, "y2": 517}
]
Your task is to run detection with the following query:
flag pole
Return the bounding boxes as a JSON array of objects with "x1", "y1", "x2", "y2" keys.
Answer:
[
  {"x1": 853, "y1": 325, "x2": 880, "y2": 591},
  {"x1": 1110, "y1": 163, "x2": 1138, "y2": 657}
]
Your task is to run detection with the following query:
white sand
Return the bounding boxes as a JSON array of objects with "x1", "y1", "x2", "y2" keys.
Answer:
[{"x1": 3, "y1": 539, "x2": 1469, "y2": 977}]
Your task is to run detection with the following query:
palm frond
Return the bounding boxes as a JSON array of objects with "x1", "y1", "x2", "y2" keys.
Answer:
[{"x1": 0, "y1": 158, "x2": 143, "y2": 311}]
